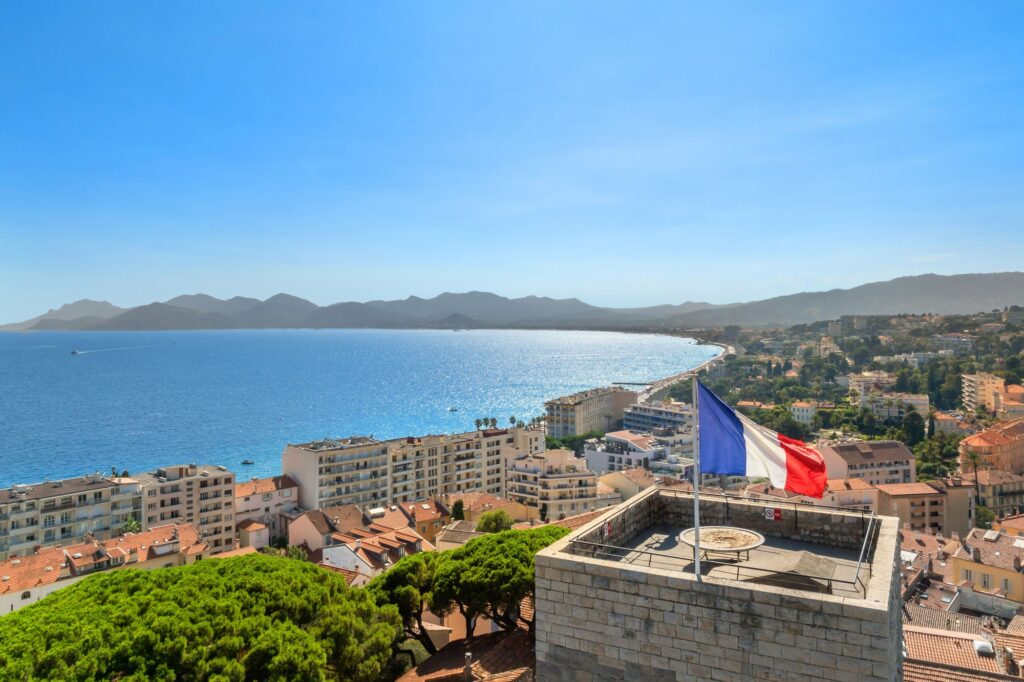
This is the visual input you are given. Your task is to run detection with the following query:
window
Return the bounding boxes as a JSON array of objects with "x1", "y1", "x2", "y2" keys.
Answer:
[
  {"x1": 20, "y1": 591, "x2": 30, "y2": 600},
  {"x1": 1003, "y1": 578, "x2": 1011, "y2": 594},
  {"x1": 262, "y1": 493, "x2": 272, "y2": 502},
  {"x1": 982, "y1": 574, "x2": 992, "y2": 590},
  {"x1": 963, "y1": 569, "x2": 973, "y2": 582}
]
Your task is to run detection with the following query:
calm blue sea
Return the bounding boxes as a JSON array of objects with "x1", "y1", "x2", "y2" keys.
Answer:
[{"x1": 0, "y1": 329, "x2": 718, "y2": 486}]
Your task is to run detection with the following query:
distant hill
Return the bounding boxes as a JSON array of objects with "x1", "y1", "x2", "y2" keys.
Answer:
[
  {"x1": 1, "y1": 299, "x2": 124, "y2": 330},
  {"x1": 6, "y1": 272, "x2": 1024, "y2": 331},
  {"x1": 669, "y1": 272, "x2": 1024, "y2": 328}
]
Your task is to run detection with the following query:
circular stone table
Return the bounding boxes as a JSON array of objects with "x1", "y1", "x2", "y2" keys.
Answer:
[{"x1": 678, "y1": 526, "x2": 765, "y2": 562}]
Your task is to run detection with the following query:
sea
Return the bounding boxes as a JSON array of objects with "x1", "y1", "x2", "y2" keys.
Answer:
[{"x1": 0, "y1": 329, "x2": 719, "y2": 487}]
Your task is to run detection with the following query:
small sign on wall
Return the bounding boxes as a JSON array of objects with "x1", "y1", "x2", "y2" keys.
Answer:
[{"x1": 764, "y1": 508, "x2": 782, "y2": 521}]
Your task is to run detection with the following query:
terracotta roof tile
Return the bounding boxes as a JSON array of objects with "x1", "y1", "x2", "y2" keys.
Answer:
[
  {"x1": 234, "y1": 475, "x2": 298, "y2": 499},
  {"x1": 903, "y1": 625, "x2": 1003, "y2": 674},
  {"x1": 397, "y1": 629, "x2": 533, "y2": 681}
]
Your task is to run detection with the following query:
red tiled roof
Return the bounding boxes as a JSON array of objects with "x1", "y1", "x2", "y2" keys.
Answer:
[
  {"x1": 826, "y1": 478, "x2": 876, "y2": 492},
  {"x1": 903, "y1": 626, "x2": 1003, "y2": 674},
  {"x1": 237, "y1": 519, "x2": 267, "y2": 531},
  {"x1": 0, "y1": 546, "x2": 66, "y2": 594},
  {"x1": 235, "y1": 475, "x2": 298, "y2": 499},
  {"x1": 876, "y1": 482, "x2": 942, "y2": 497}
]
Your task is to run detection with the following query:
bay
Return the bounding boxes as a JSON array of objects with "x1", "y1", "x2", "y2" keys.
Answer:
[{"x1": 0, "y1": 329, "x2": 719, "y2": 486}]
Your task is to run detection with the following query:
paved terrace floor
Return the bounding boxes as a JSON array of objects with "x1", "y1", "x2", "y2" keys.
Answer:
[{"x1": 582, "y1": 523, "x2": 867, "y2": 598}]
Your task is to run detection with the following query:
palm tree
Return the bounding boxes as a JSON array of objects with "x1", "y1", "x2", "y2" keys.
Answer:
[
  {"x1": 963, "y1": 448, "x2": 985, "y2": 508},
  {"x1": 509, "y1": 416, "x2": 517, "y2": 427},
  {"x1": 474, "y1": 418, "x2": 482, "y2": 430},
  {"x1": 489, "y1": 417, "x2": 497, "y2": 429},
  {"x1": 119, "y1": 517, "x2": 141, "y2": 535}
]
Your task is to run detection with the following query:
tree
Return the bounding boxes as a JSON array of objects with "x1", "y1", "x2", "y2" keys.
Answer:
[
  {"x1": 118, "y1": 517, "x2": 141, "y2": 535},
  {"x1": 475, "y1": 510, "x2": 514, "y2": 533},
  {"x1": 474, "y1": 419, "x2": 482, "y2": 430},
  {"x1": 0, "y1": 554, "x2": 401, "y2": 681},
  {"x1": 963, "y1": 448, "x2": 986, "y2": 507},
  {"x1": 976, "y1": 506, "x2": 996, "y2": 529},
  {"x1": 451, "y1": 499, "x2": 465, "y2": 521},
  {"x1": 367, "y1": 553, "x2": 439, "y2": 655},
  {"x1": 489, "y1": 417, "x2": 498, "y2": 429},
  {"x1": 287, "y1": 545, "x2": 309, "y2": 562},
  {"x1": 509, "y1": 416, "x2": 517, "y2": 427},
  {"x1": 901, "y1": 411, "x2": 926, "y2": 447},
  {"x1": 430, "y1": 527, "x2": 569, "y2": 638}
]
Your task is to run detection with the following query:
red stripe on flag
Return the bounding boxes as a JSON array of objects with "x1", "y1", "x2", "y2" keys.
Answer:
[{"x1": 777, "y1": 434, "x2": 827, "y2": 498}]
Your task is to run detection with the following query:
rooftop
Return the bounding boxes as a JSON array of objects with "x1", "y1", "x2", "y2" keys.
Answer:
[
  {"x1": 876, "y1": 482, "x2": 943, "y2": 497},
  {"x1": 821, "y1": 439, "x2": 915, "y2": 465},
  {"x1": 826, "y1": 478, "x2": 876, "y2": 492},
  {"x1": 549, "y1": 487, "x2": 890, "y2": 600},
  {"x1": 235, "y1": 474, "x2": 298, "y2": 498},
  {"x1": 0, "y1": 473, "x2": 117, "y2": 503}
]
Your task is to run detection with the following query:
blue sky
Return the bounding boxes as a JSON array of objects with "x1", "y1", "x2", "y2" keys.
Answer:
[{"x1": 2, "y1": 2, "x2": 1023, "y2": 321}]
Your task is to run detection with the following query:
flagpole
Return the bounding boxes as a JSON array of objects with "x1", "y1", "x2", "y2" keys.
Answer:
[{"x1": 692, "y1": 375, "x2": 702, "y2": 583}]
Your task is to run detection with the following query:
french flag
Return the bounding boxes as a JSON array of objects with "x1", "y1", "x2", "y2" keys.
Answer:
[{"x1": 696, "y1": 381, "x2": 827, "y2": 498}]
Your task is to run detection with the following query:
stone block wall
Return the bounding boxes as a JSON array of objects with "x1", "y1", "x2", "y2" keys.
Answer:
[{"x1": 534, "y1": 490, "x2": 902, "y2": 682}]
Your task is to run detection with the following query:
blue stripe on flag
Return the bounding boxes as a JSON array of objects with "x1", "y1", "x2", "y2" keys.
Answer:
[{"x1": 696, "y1": 381, "x2": 747, "y2": 475}]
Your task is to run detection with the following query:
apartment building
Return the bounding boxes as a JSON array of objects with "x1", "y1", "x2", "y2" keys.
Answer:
[
  {"x1": 847, "y1": 370, "x2": 896, "y2": 397},
  {"x1": 282, "y1": 427, "x2": 543, "y2": 511},
  {"x1": 951, "y1": 528, "x2": 1024, "y2": 603},
  {"x1": 789, "y1": 401, "x2": 818, "y2": 425},
  {"x1": 996, "y1": 385, "x2": 1024, "y2": 420},
  {"x1": 622, "y1": 400, "x2": 690, "y2": 433},
  {"x1": 961, "y1": 469, "x2": 1024, "y2": 517},
  {"x1": 135, "y1": 464, "x2": 236, "y2": 554},
  {"x1": 936, "y1": 332, "x2": 975, "y2": 355},
  {"x1": 439, "y1": 491, "x2": 535, "y2": 524},
  {"x1": 932, "y1": 410, "x2": 974, "y2": 436},
  {"x1": 582, "y1": 430, "x2": 671, "y2": 474},
  {"x1": 963, "y1": 372, "x2": 1006, "y2": 413},
  {"x1": 234, "y1": 475, "x2": 299, "y2": 540},
  {"x1": 822, "y1": 478, "x2": 879, "y2": 512},
  {"x1": 861, "y1": 391, "x2": 930, "y2": 420},
  {"x1": 819, "y1": 440, "x2": 916, "y2": 485},
  {"x1": 876, "y1": 481, "x2": 973, "y2": 537},
  {"x1": 599, "y1": 467, "x2": 657, "y2": 502},
  {"x1": 507, "y1": 449, "x2": 598, "y2": 521},
  {"x1": 960, "y1": 418, "x2": 1024, "y2": 474},
  {"x1": 0, "y1": 474, "x2": 142, "y2": 561},
  {"x1": 544, "y1": 387, "x2": 638, "y2": 438}
]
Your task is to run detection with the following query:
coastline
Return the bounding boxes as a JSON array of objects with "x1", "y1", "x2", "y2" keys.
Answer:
[{"x1": 637, "y1": 340, "x2": 731, "y2": 404}]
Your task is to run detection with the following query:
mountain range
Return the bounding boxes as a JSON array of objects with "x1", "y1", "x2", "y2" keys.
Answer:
[{"x1": 4, "y1": 272, "x2": 1023, "y2": 332}]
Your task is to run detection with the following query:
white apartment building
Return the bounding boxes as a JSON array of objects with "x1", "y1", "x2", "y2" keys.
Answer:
[
  {"x1": 507, "y1": 448, "x2": 598, "y2": 521},
  {"x1": 282, "y1": 427, "x2": 544, "y2": 511},
  {"x1": 847, "y1": 371, "x2": 896, "y2": 397},
  {"x1": 135, "y1": 464, "x2": 236, "y2": 554},
  {"x1": 582, "y1": 430, "x2": 671, "y2": 474},
  {"x1": 861, "y1": 392, "x2": 931, "y2": 420},
  {"x1": 544, "y1": 387, "x2": 638, "y2": 438},
  {"x1": 789, "y1": 401, "x2": 818, "y2": 425},
  {"x1": 0, "y1": 474, "x2": 142, "y2": 561},
  {"x1": 622, "y1": 400, "x2": 691, "y2": 433}
]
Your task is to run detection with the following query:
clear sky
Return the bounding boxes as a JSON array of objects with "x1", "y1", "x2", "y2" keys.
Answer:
[{"x1": 2, "y1": 2, "x2": 1023, "y2": 322}]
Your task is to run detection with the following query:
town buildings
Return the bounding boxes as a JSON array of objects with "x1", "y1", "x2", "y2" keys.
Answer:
[
  {"x1": 822, "y1": 478, "x2": 879, "y2": 512},
  {"x1": 960, "y1": 418, "x2": 1024, "y2": 474},
  {"x1": 622, "y1": 400, "x2": 691, "y2": 433},
  {"x1": 543, "y1": 387, "x2": 637, "y2": 438},
  {"x1": 950, "y1": 528, "x2": 1024, "y2": 603},
  {"x1": 847, "y1": 370, "x2": 896, "y2": 397},
  {"x1": 319, "y1": 523, "x2": 431, "y2": 579},
  {"x1": 789, "y1": 401, "x2": 817, "y2": 425},
  {"x1": 440, "y1": 491, "x2": 535, "y2": 524},
  {"x1": 819, "y1": 440, "x2": 917, "y2": 485},
  {"x1": 861, "y1": 392, "x2": 930, "y2": 420},
  {"x1": 962, "y1": 373, "x2": 1006, "y2": 413},
  {"x1": 506, "y1": 449, "x2": 598, "y2": 521},
  {"x1": 0, "y1": 522, "x2": 205, "y2": 614},
  {"x1": 282, "y1": 427, "x2": 543, "y2": 512},
  {"x1": 932, "y1": 410, "x2": 974, "y2": 436},
  {"x1": 581, "y1": 430, "x2": 670, "y2": 474},
  {"x1": 876, "y1": 481, "x2": 973, "y2": 538},
  {"x1": 135, "y1": 464, "x2": 236, "y2": 554},
  {"x1": 234, "y1": 474, "x2": 299, "y2": 543},
  {"x1": 598, "y1": 467, "x2": 657, "y2": 502},
  {"x1": 0, "y1": 474, "x2": 142, "y2": 561},
  {"x1": 961, "y1": 469, "x2": 1024, "y2": 518},
  {"x1": 287, "y1": 504, "x2": 369, "y2": 552},
  {"x1": 935, "y1": 333, "x2": 975, "y2": 356}
]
